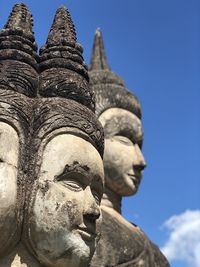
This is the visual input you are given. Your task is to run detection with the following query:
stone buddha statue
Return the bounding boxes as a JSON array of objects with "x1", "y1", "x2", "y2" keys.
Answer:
[
  {"x1": 0, "y1": 4, "x2": 104, "y2": 267},
  {"x1": 89, "y1": 29, "x2": 170, "y2": 267}
]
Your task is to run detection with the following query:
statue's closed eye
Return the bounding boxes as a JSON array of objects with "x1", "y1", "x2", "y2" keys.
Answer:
[
  {"x1": 59, "y1": 179, "x2": 84, "y2": 192},
  {"x1": 56, "y1": 170, "x2": 87, "y2": 192},
  {"x1": 114, "y1": 135, "x2": 134, "y2": 146}
]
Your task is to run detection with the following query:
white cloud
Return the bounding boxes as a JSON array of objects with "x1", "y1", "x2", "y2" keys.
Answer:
[{"x1": 161, "y1": 210, "x2": 200, "y2": 267}]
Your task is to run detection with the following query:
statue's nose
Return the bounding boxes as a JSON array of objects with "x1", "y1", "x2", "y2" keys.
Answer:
[
  {"x1": 83, "y1": 187, "x2": 101, "y2": 223},
  {"x1": 84, "y1": 208, "x2": 101, "y2": 223},
  {"x1": 134, "y1": 144, "x2": 147, "y2": 171}
]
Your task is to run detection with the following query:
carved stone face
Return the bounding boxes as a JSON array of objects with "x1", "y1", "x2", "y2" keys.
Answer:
[
  {"x1": 28, "y1": 134, "x2": 104, "y2": 267},
  {"x1": 99, "y1": 108, "x2": 146, "y2": 196},
  {"x1": 0, "y1": 122, "x2": 19, "y2": 252}
]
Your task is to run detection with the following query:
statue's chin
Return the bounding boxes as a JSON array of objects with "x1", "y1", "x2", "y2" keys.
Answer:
[{"x1": 28, "y1": 230, "x2": 94, "y2": 267}]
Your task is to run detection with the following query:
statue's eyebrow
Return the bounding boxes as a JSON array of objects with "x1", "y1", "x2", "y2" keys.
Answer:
[{"x1": 54, "y1": 162, "x2": 91, "y2": 182}]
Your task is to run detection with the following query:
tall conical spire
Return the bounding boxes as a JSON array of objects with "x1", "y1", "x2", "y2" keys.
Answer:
[
  {"x1": 89, "y1": 28, "x2": 125, "y2": 88},
  {"x1": 0, "y1": 3, "x2": 38, "y2": 61},
  {"x1": 39, "y1": 6, "x2": 95, "y2": 111},
  {"x1": 89, "y1": 29, "x2": 141, "y2": 119},
  {"x1": 45, "y1": 6, "x2": 76, "y2": 47},
  {"x1": 90, "y1": 28, "x2": 110, "y2": 71},
  {"x1": 0, "y1": 3, "x2": 38, "y2": 97},
  {"x1": 3, "y1": 3, "x2": 35, "y2": 41}
]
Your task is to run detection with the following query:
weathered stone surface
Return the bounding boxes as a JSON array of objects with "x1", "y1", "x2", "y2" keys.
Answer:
[
  {"x1": 92, "y1": 207, "x2": 154, "y2": 267},
  {"x1": 39, "y1": 6, "x2": 95, "y2": 111},
  {"x1": 30, "y1": 98, "x2": 104, "y2": 158},
  {"x1": 0, "y1": 90, "x2": 32, "y2": 257},
  {"x1": 0, "y1": 243, "x2": 40, "y2": 267},
  {"x1": 0, "y1": 3, "x2": 38, "y2": 256},
  {"x1": 89, "y1": 29, "x2": 170, "y2": 267},
  {"x1": 24, "y1": 134, "x2": 104, "y2": 267},
  {"x1": 0, "y1": 4, "x2": 104, "y2": 267},
  {"x1": 0, "y1": 3, "x2": 39, "y2": 97},
  {"x1": 0, "y1": 122, "x2": 19, "y2": 254}
]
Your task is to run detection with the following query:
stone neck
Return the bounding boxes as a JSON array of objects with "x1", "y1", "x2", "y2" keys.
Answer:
[
  {"x1": 101, "y1": 186, "x2": 122, "y2": 214},
  {"x1": 0, "y1": 242, "x2": 41, "y2": 267}
]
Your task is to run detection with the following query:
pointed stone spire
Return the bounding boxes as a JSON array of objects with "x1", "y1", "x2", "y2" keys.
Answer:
[
  {"x1": 89, "y1": 29, "x2": 141, "y2": 118},
  {"x1": 90, "y1": 28, "x2": 110, "y2": 71},
  {"x1": 39, "y1": 6, "x2": 95, "y2": 111},
  {"x1": 45, "y1": 6, "x2": 76, "y2": 47},
  {"x1": 89, "y1": 28, "x2": 124, "y2": 87},
  {"x1": 0, "y1": 3, "x2": 38, "y2": 62},
  {"x1": 0, "y1": 3, "x2": 38, "y2": 96},
  {"x1": 3, "y1": 3, "x2": 35, "y2": 41}
]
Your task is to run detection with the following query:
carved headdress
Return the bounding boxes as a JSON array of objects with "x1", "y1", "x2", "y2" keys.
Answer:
[
  {"x1": 34, "y1": 6, "x2": 104, "y2": 159},
  {"x1": 0, "y1": 3, "x2": 38, "y2": 97},
  {"x1": 89, "y1": 29, "x2": 141, "y2": 119},
  {"x1": 39, "y1": 6, "x2": 95, "y2": 111},
  {"x1": 89, "y1": 29, "x2": 143, "y2": 145}
]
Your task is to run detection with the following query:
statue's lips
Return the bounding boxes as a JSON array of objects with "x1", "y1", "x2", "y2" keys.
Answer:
[
  {"x1": 76, "y1": 227, "x2": 96, "y2": 242},
  {"x1": 127, "y1": 173, "x2": 140, "y2": 184}
]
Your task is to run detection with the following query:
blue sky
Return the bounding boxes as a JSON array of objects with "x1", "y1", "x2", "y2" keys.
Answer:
[{"x1": 0, "y1": 1, "x2": 199, "y2": 266}]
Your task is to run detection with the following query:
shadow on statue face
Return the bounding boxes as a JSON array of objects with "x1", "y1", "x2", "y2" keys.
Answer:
[
  {"x1": 0, "y1": 122, "x2": 20, "y2": 254},
  {"x1": 27, "y1": 134, "x2": 104, "y2": 267},
  {"x1": 99, "y1": 108, "x2": 146, "y2": 196}
]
